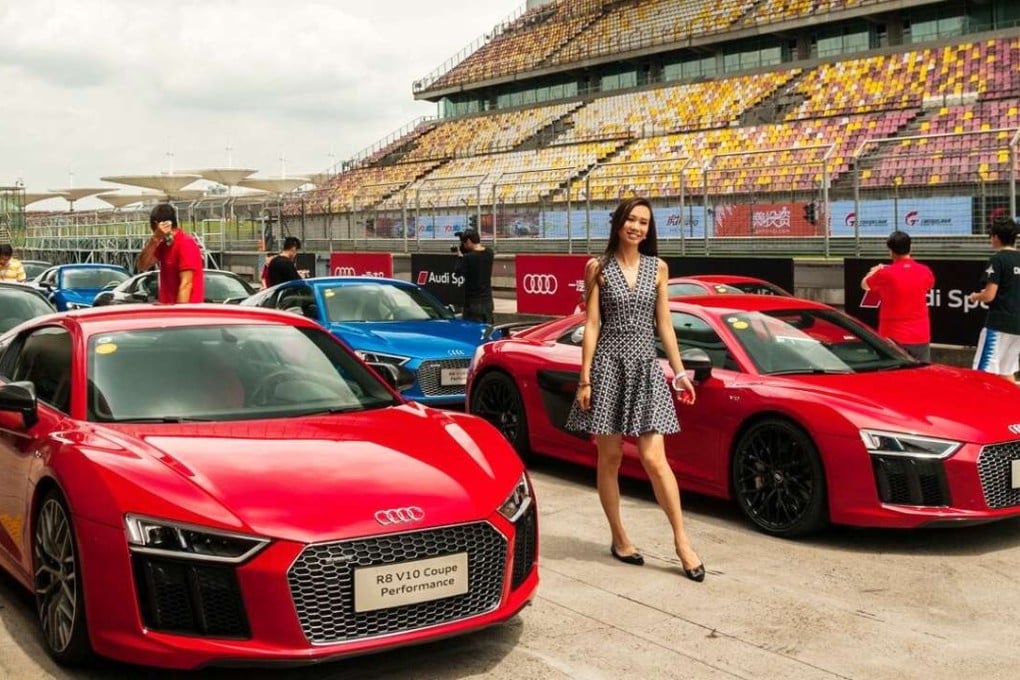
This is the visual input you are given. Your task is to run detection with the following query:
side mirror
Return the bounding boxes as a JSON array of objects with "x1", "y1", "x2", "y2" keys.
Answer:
[
  {"x1": 0, "y1": 381, "x2": 39, "y2": 428},
  {"x1": 681, "y1": 348, "x2": 713, "y2": 382}
]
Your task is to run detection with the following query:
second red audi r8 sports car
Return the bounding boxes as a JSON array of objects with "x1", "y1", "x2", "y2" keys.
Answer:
[
  {"x1": 683, "y1": 274, "x2": 792, "y2": 297},
  {"x1": 0, "y1": 305, "x2": 537, "y2": 669},
  {"x1": 467, "y1": 294, "x2": 1020, "y2": 536}
]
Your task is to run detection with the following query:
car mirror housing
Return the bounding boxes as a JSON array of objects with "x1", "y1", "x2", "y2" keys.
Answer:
[
  {"x1": 0, "y1": 380, "x2": 39, "y2": 429},
  {"x1": 680, "y1": 348, "x2": 713, "y2": 382}
]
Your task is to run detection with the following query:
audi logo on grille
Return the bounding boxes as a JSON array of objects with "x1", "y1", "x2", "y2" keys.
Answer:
[
  {"x1": 1009, "y1": 424, "x2": 1020, "y2": 435},
  {"x1": 374, "y1": 506, "x2": 426, "y2": 525},
  {"x1": 522, "y1": 274, "x2": 559, "y2": 295},
  {"x1": 333, "y1": 266, "x2": 357, "y2": 276}
]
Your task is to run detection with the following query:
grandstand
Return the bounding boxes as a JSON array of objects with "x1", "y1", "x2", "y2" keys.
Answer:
[{"x1": 18, "y1": 0, "x2": 1020, "y2": 259}]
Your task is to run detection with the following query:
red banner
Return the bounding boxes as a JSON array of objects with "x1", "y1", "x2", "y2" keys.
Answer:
[
  {"x1": 328, "y1": 253, "x2": 393, "y2": 278},
  {"x1": 714, "y1": 203, "x2": 823, "y2": 237},
  {"x1": 515, "y1": 254, "x2": 591, "y2": 316}
]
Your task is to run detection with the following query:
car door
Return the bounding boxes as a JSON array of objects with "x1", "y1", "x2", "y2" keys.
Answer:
[{"x1": 0, "y1": 326, "x2": 72, "y2": 569}]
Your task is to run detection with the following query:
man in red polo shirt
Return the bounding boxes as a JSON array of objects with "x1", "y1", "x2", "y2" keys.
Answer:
[
  {"x1": 135, "y1": 203, "x2": 205, "y2": 303},
  {"x1": 861, "y1": 230, "x2": 935, "y2": 362}
]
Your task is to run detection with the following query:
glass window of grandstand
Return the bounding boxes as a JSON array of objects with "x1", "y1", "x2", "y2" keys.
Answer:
[
  {"x1": 723, "y1": 46, "x2": 783, "y2": 74},
  {"x1": 664, "y1": 56, "x2": 717, "y2": 82},
  {"x1": 599, "y1": 69, "x2": 638, "y2": 93},
  {"x1": 907, "y1": 15, "x2": 965, "y2": 43},
  {"x1": 814, "y1": 25, "x2": 871, "y2": 58}
]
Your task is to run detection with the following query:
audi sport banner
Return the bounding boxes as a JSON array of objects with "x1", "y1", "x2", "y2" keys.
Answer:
[
  {"x1": 328, "y1": 252, "x2": 393, "y2": 278},
  {"x1": 516, "y1": 254, "x2": 591, "y2": 315},
  {"x1": 843, "y1": 258, "x2": 988, "y2": 346},
  {"x1": 410, "y1": 253, "x2": 463, "y2": 306},
  {"x1": 663, "y1": 257, "x2": 795, "y2": 295}
]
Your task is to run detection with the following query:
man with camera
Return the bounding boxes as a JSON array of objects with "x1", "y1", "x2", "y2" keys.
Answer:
[{"x1": 453, "y1": 229, "x2": 494, "y2": 324}]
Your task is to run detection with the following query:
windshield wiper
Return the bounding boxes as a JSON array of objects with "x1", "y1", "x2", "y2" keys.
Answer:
[
  {"x1": 290, "y1": 402, "x2": 393, "y2": 417},
  {"x1": 108, "y1": 416, "x2": 217, "y2": 423},
  {"x1": 767, "y1": 368, "x2": 852, "y2": 375}
]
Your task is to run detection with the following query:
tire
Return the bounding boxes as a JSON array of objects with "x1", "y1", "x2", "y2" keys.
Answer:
[
  {"x1": 731, "y1": 418, "x2": 828, "y2": 537},
  {"x1": 33, "y1": 490, "x2": 94, "y2": 666},
  {"x1": 469, "y1": 371, "x2": 531, "y2": 459}
]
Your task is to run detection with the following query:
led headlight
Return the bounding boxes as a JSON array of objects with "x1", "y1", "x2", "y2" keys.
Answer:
[
  {"x1": 125, "y1": 514, "x2": 270, "y2": 563},
  {"x1": 859, "y1": 429, "x2": 962, "y2": 459},
  {"x1": 497, "y1": 473, "x2": 533, "y2": 522},
  {"x1": 65, "y1": 302, "x2": 92, "y2": 310},
  {"x1": 354, "y1": 350, "x2": 409, "y2": 366}
]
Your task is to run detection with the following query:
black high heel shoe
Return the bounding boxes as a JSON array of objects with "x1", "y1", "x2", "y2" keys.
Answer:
[
  {"x1": 610, "y1": 545, "x2": 644, "y2": 566},
  {"x1": 681, "y1": 562, "x2": 706, "y2": 582}
]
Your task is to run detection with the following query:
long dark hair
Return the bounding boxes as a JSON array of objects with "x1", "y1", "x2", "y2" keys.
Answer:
[{"x1": 585, "y1": 197, "x2": 659, "y2": 307}]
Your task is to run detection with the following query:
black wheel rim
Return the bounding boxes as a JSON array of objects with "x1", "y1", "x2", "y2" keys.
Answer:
[
  {"x1": 735, "y1": 425, "x2": 815, "y2": 532},
  {"x1": 473, "y1": 377, "x2": 522, "y2": 446},
  {"x1": 34, "y1": 498, "x2": 77, "y2": 654}
]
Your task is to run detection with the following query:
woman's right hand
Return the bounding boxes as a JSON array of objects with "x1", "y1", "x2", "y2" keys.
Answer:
[{"x1": 575, "y1": 383, "x2": 592, "y2": 410}]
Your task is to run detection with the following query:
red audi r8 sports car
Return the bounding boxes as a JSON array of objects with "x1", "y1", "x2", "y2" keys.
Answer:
[
  {"x1": 467, "y1": 294, "x2": 1020, "y2": 537},
  {"x1": 0, "y1": 305, "x2": 537, "y2": 669},
  {"x1": 683, "y1": 274, "x2": 792, "y2": 297}
]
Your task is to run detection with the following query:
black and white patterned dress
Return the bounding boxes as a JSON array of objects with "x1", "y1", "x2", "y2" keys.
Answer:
[{"x1": 565, "y1": 254, "x2": 680, "y2": 436}]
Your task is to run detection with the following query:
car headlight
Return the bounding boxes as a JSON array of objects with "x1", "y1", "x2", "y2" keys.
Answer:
[
  {"x1": 498, "y1": 473, "x2": 533, "y2": 523},
  {"x1": 125, "y1": 514, "x2": 270, "y2": 563},
  {"x1": 65, "y1": 302, "x2": 91, "y2": 310},
  {"x1": 859, "y1": 429, "x2": 962, "y2": 459},
  {"x1": 355, "y1": 350, "x2": 410, "y2": 366}
]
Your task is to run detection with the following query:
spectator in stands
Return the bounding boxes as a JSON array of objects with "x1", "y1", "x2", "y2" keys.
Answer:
[
  {"x1": 969, "y1": 217, "x2": 1020, "y2": 383},
  {"x1": 860, "y1": 230, "x2": 935, "y2": 362},
  {"x1": 454, "y1": 229, "x2": 495, "y2": 323},
  {"x1": 564, "y1": 197, "x2": 704, "y2": 582},
  {"x1": 136, "y1": 203, "x2": 205, "y2": 304},
  {"x1": 267, "y1": 236, "x2": 303, "y2": 287},
  {"x1": 260, "y1": 252, "x2": 277, "y2": 289},
  {"x1": 0, "y1": 244, "x2": 27, "y2": 282}
]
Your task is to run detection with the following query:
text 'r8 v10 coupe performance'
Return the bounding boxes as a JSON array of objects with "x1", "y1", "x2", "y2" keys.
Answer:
[
  {"x1": 467, "y1": 294, "x2": 1020, "y2": 537},
  {"x1": 0, "y1": 305, "x2": 537, "y2": 670}
]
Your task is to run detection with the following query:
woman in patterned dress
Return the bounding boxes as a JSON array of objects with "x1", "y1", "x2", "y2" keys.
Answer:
[{"x1": 565, "y1": 197, "x2": 704, "y2": 582}]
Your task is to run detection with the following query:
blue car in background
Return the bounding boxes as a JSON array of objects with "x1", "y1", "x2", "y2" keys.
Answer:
[
  {"x1": 31, "y1": 263, "x2": 130, "y2": 310},
  {"x1": 242, "y1": 276, "x2": 492, "y2": 406}
]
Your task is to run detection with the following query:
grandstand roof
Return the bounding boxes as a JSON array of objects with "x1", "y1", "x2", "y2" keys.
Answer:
[
  {"x1": 46, "y1": 187, "x2": 112, "y2": 202},
  {"x1": 100, "y1": 174, "x2": 204, "y2": 196},
  {"x1": 22, "y1": 191, "x2": 70, "y2": 206},
  {"x1": 237, "y1": 177, "x2": 311, "y2": 194},
  {"x1": 190, "y1": 168, "x2": 258, "y2": 186}
]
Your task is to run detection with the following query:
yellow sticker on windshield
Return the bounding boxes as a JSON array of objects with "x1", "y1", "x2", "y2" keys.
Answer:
[
  {"x1": 324, "y1": 290, "x2": 335, "y2": 297},
  {"x1": 732, "y1": 321, "x2": 749, "y2": 330},
  {"x1": 96, "y1": 343, "x2": 117, "y2": 355}
]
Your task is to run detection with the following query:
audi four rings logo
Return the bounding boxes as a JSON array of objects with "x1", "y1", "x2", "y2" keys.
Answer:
[
  {"x1": 1009, "y1": 424, "x2": 1020, "y2": 435},
  {"x1": 374, "y1": 506, "x2": 426, "y2": 525},
  {"x1": 334, "y1": 266, "x2": 357, "y2": 276},
  {"x1": 523, "y1": 274, "x2": 559, "y2": 295}
]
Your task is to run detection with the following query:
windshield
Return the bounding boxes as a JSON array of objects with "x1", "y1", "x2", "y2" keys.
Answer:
[
  {"x1": 724, "y1": 309, "x2": 915, "y2": 375},
  {"x1": 62, "y1": 268, "x2": 128, "y2": 289},
  {"x1": 0, "y1": 290, "x2": 53, "y2": 331},
  {"x1": 669, "y1": 281, "x2": 744, "y2": 297},
  {"x1": 204, "y1": 274, "x2": 253, "y2": 302},
  {"x1": 320, "y1": 283, "x2": 454, "y2": 322},
  {"x1": 87, "y1": 324, "x2": 399, "y2": 422}
]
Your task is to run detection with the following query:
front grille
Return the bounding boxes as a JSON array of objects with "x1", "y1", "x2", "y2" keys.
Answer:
[
  {"x1": 977, "y1": 440, "x2": 1020, "y2": 509},
  {"x1": 132, "y1": 555, "x2": 250, "y2": 638},
  {"x1": 288, "y1": 523, "x2": 507, "y2": 645},
  {"x1": 416, "y1": 358, "x2": 470, "y2": 397},
  {"x1": 871, "y1": 455, "x2": 949, "y2": 506},
  {"x1": 511, "y1": 503, "x2": 537, "y2": 590}
]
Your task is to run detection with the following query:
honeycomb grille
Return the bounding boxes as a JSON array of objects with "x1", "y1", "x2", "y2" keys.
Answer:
[
  {"x1": 132, "y1": 556, "x2": 250, "y2": 638},
  {"x1": 871, "y1": 455, "x2": 949, "y2": 506},
  {"x1": 511, "y1": 503, "x2": 538, "y2": 590},
  {"x1": 288, "y1": 523, "x2": 507, "y2": 645},
  {"x1": 416, "y1": 358, "x2": 470, "y2": 397},
  {"x1": 977, "y1": 440, "x2": 1020, "y2": 509}
]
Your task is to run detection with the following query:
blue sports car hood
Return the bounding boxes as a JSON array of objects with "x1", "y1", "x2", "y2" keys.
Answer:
[{"x1": 328, "y1": 319, "x2": 488, "y2": 360}]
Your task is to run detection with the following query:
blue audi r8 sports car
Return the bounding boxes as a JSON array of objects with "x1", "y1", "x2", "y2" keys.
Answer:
[
  {"x1": 31, "y1": 263, "x2": 130, "y2": 310},
  {"x1": 242, "y1": 276, "x2": 493, "y2": 405}
]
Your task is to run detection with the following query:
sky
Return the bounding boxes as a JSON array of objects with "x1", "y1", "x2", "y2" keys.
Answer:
[{"x1": 0, "y1": 0, "x2": 519, "y2": 210}]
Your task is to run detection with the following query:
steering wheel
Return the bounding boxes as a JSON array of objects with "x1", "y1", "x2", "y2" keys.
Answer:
[{"x1": 248, "y1": 370, "x2": 342, "y2": 406}]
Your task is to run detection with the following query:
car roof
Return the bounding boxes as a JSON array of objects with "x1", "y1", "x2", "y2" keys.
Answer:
[
  {"x1": 686, "y1": 274, "x2": 770, "y2": 284},
  {"x1": 53, "y1": 263, "x2": 128, "y2": 271},
  {"x1": 0, "y1": 281, "x2": 54, "y2": 301},
  {"x1": 669, "y1": 294, "x2": 830, "y2": 314},
  {"x1": 48, "y1": 303, "x2": 321, "y2": 336},
  {"x1": 305, "y1": 276, "x2": 412, "y2": 288}
]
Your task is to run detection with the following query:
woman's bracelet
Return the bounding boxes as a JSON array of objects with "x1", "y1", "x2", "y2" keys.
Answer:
[
  {"x1": 577, "y1": 381, "x2": 591, "y2": 388},
  {"x1": 671, "y1": 373, "x2": 689, "y2": 391}
]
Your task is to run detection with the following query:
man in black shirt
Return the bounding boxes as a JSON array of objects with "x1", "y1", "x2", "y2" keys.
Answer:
[
  {"x1": 969, "y1": 217, "x2": 1020, "y2": 382},
  {"x1": 454, "y1": 229, "x2": 494, "y2": 324},
  {"x1": 267, "y1": 236, "x2": 303, "y2": 287}
]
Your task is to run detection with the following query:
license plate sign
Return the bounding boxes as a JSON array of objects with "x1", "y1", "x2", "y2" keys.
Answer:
[
  {"x1": 440, "y1": 367, "x2": 468, "y2": 386},
  {"x1": 1012, "y1": 460, "x2": 1020, "y2": 489},
  {"x1": 354, "y1": 553, "x2": 469, "y2": 613}
]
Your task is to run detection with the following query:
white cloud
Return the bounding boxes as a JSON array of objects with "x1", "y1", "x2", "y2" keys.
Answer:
[{"x1": 0, "y1": 0, "x2": 517, "y2": 208}]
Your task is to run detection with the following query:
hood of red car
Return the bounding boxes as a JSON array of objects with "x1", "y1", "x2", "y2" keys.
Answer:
[
  {"x1": 130, "y1": 404, "x2": 521, "y2": 543},
  {"x1": 773, "y1": 363, "x2": 1020, "y2": 442}
]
